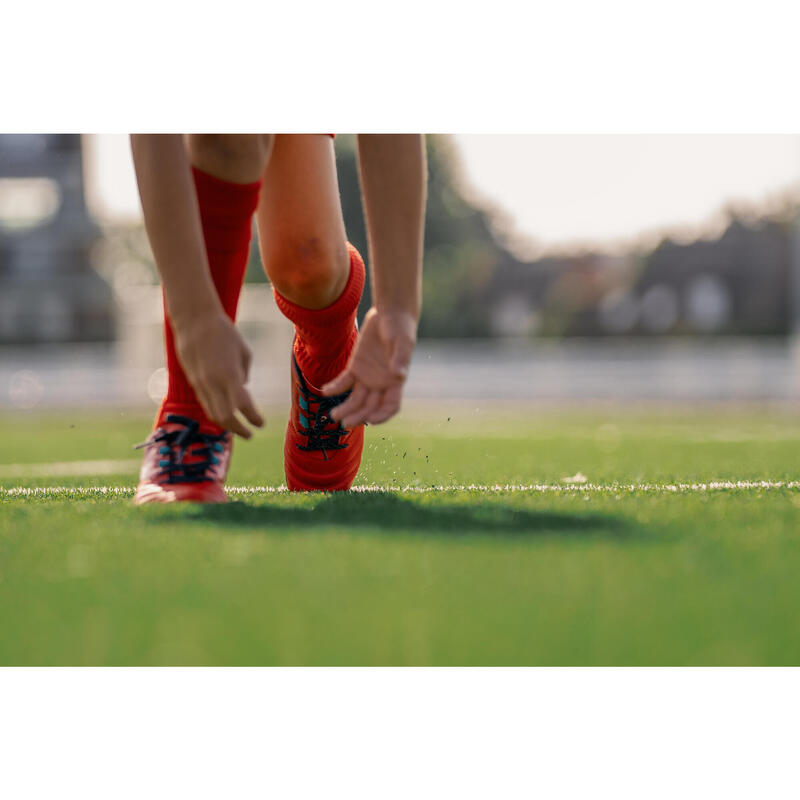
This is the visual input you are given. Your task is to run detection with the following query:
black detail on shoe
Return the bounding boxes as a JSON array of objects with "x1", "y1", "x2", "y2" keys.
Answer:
[
  {"x1": 135, "y1": 414, "x2": 226, "y2": 484},
  {"x1": 293, "y1": 357, "x2": 349, "y2": 461}
]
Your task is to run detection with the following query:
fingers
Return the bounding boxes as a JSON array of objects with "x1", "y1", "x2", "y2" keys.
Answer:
[
  {"x1": 330, "y1": 383, "x2": 367, "y2": 423},
  {"x1": 193, "y1": 379, "x2": 264, "y2": 440},
  {"x1": 175, "y1": 321, "x2": 266, "y2": 439},
  {"x1": 367, "y1": 384, "x2": 403, "y2": 425},
  {"x1": 194, "y1": 386, "x2": 219, "y2": 430},
  {"x1": 221, "y1": 412, "x2": 252, "y2": 440},
  {"x1": 219, "y1": 384, "x2": 267, "y2": 439},
  {"x1": 322, "y1": 368, "x2": 355, "y2": 397},
  {"x1": 331, "y1": 383, "x2": 402, "y2": 429},
  {"x1": 236, "y1": 386, "x2": 264, "y2": 429},
  {"x1": 209, "y1": 388, "x2": 250, "y2": 439},
  {"x1": 241, "y1": 343, "x2": 253, "y2": 378},
  {"x1": 340, "y1": 389, "x2": 381, "y2": 430}
]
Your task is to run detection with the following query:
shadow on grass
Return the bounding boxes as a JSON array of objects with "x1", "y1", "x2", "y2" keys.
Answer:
[{"x1": 148, "y1": 491, "x2": 633, "y2": 541}]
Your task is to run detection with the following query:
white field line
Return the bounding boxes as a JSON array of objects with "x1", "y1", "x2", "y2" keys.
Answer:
[
  {"x1": 0, "y1": 459, "x2": 141, "y2": 478},
  {"x1": 2, "y1": 480, "x2": 800, "y2": 500}
]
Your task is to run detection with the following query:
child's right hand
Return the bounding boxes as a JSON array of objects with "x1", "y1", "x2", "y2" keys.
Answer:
[
  {"x1": 322, "y1": 307, "x2": 417, "y2": 428},
  {"x1": 173, "y1": 313, "x2": 264, "y2": 438}
]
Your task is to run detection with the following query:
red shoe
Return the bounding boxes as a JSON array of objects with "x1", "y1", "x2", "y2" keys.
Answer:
[
  {"x1": 134, "y1": 414, "x2": 232, "y2": 504},
  {"x1": 284, "y1": 355, "x2": 364, "y2": 491}
]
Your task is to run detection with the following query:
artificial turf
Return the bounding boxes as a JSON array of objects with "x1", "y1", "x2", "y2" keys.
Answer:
[{"x1": 1, "y1": 405, "x2": 799, "y2": 665}]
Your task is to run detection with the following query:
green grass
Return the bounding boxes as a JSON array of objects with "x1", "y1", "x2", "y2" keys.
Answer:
[{"x1": 2, "y1": 404, "x2": 800, "y2": 665}]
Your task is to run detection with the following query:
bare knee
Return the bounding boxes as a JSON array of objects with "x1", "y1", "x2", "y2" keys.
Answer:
[
  {"x1": 267, "y1": 235, "x2": 349, "y2": 309},
  {"x1": 187, "y1": 134, "x2": 274, "y2": 183}
]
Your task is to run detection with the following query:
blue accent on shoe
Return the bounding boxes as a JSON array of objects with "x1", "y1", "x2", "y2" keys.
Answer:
[
  {"x1": 213, "y1": 442, "x2": 224, "y2": 453},
  {"x1": 159, "y1": 459, "x2": 169, "y2": 467},
  {"x1": 292, "y1": 354, "x2": 351, "y2": 455},
  {"x1": 159, "y1": 446, "x2": 170, "y2": 454}
]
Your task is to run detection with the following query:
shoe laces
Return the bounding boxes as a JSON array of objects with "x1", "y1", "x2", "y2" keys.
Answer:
[
  {"x1": 296, "y1": 383, "x2": 350, "y2": 460},
  {"x1": 135, "y1": 414, "x2": 227, "y2": 484}
]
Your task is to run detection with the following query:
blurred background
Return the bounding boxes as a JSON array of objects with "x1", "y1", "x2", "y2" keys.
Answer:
[{"x1": 2, "y1": 133, "x2": 800, "y2": 411}]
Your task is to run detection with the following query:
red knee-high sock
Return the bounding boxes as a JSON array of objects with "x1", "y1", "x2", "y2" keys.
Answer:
[
  {"x1": 157, "y1": 167, "x2": 261, "y2": 429},
  {"x1": 273, "y1": 243, "x2": 365, "y2": 388}
]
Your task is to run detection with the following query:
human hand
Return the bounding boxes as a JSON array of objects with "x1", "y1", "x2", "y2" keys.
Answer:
[
  {"x1": 321, "y1": 307, "x2": 417, "y2": 428},
  {"x1": 173, "y1": 312, "x2": 264, "y2": 438}
]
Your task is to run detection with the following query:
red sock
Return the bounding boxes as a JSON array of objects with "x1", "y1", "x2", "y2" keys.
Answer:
[
  {"x1": 157, "y1": 167, "x2": 262, "y2": 430},
  {"x1": 273, "y1": 243, "x2": 365, "y2": 388}
]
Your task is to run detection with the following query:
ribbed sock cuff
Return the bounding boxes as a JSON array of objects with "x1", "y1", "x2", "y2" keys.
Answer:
[
  {"x1": 273, "y1": 243, "x2": 365, "y2": 329},
  {"x1": 273, "y1": 243, "x2": 365, "y2": 387}
]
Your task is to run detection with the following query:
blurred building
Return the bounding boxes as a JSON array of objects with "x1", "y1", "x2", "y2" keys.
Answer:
[
  {"x1": 0, "y1": 134, "x2": 114, "y2": 343},
  {"x1": 485, "y1": 213, "x2": 795, "y2": 339}
]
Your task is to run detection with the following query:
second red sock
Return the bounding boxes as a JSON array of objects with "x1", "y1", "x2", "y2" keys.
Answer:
[{"x1": 158, "y1": 167, "x2": 261, "y2": 430}]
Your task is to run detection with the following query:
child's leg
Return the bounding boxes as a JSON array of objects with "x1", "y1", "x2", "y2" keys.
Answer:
[
  {"x1": 256, "y1": 134, "x2": 365, "y2": 389},
  {"x1": 157, "y1": 134, "x2": 272, "y2": 429},
  {"x1": 256, "y1": 134, "x2": 366, "y2": 491},
  {"x1": 136, "y1": 135, "x2": 273, "y2": 505}
]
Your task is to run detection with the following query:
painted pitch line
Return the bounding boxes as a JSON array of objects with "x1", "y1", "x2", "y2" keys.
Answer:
[{"x1": 2, "y1": 480, "x2": 800, "y2": 500}]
